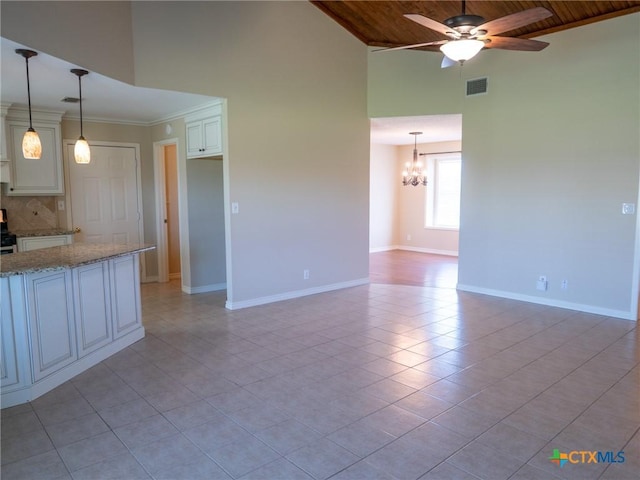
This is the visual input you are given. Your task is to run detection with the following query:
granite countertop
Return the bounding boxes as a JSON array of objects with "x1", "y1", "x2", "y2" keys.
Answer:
[
  {"x1": 0, "y1": 243, "x2": 155, "y2": 277},
  {"x1": 12, "y1": 229, "x2": 77, "y2": 238}
]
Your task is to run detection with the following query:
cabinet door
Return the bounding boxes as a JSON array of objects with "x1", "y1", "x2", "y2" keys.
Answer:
[
  {"x1": 186, "y1": 121, "x2": 204, "y2": 158},
  {"x1": 202, "y1": 116, "x2": 222, "y2": 156},
  {"x1": 73, "y1": 263, "x2": 112, "y2": 357},
  {"x1": 17, "y1": 235, "x2": 73, "y2": 252},
  {"x1": 26, "y1": 270, "x2": 77, "y2": 381},
  {"x1": 7, "y1": 121, "x2": 64, "y2": 195},
  {"x1": 110, "y1": 255, "x2": 142, "y2": 338},
  {"x1": 1, "y1": 278, "x2": 21, "y2": 389}
]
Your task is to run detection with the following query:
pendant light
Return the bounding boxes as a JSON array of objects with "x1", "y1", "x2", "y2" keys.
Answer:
[
  {"x1": 71, "y1": 69, "x2": 90, "y2": 164},
  {"x1": 15, "y1": 49, "x2": 42, "y2": 160},
  {"x1": 402, "y1": 132, "x2": 427, "y2": 186}
]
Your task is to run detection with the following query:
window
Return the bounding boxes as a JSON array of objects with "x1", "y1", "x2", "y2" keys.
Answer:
[{"x1": 425, "y1": 152, "x2": 462, "y2": 229}]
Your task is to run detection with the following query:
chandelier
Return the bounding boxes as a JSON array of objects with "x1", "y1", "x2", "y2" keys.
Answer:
[{"x1": 402, "y1": 132, "x2": 427, "y2": 186}]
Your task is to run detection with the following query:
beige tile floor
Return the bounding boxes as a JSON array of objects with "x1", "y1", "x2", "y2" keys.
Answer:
[{"x1": 1, "y1": 280, "x2": 638, "y2": 479}]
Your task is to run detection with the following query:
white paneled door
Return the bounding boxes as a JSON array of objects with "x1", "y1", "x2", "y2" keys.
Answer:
[{"x1": 67, "y1": 144, "x2": 142, "y2": 245}]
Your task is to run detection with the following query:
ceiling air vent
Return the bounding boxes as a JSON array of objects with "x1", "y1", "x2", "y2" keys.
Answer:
[{"x1": 466, "y1": 77, "x2": 488, "y2": 96}]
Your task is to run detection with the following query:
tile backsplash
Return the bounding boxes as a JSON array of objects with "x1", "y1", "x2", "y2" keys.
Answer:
[{"x1": 0, "y1": 194, "x2": 61, "y2": 231}]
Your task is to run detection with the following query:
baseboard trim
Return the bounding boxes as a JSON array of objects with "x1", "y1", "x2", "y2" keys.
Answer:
[
  {"x1": 457, "y1": 284, "x2": 636, "y2": 321},
  {"x1": 225, "y1": 278, "x2": 369, "y2": 310},
  {"x1": 182, "y1": 282, "x2": 227, "y2": 294},
  {"x1": 398, "y1": 246, "x2": 459, "y2": 257},
  {"x1": 369, "y1": 245, "x2": 397, "y2": 253}
]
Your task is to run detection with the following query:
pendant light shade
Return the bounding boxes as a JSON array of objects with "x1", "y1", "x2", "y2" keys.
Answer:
[
  {"x1": 71, "y1": 68, "x2": 90, "y2": 164},
  {"x1": 16, "y1": 49, "x2": 42, "y2": 160},
  {"x1": 22, "y1": 128, "x2": 42, "y2": 160},
  {"x1": 74, "y1": 137, "x2": 91, "y2": 164}
]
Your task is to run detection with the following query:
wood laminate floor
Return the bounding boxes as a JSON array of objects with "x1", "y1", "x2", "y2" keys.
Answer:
[{"x1": 369, "y1": 250, "x2": 458, "y2": 289}]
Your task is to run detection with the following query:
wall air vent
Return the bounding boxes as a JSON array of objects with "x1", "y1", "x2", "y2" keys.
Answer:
[
  {"x1": 466, "y1": 77, "x2": 488, "y2": 96},
  {"x1": 61, "y1": 97, "x2": 79, "y2": 103}
]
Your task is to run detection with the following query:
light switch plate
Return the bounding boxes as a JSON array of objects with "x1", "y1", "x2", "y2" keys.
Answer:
[
  {"x1": 231, "y1": 202, "x2": 239, "y2": 214},
  {"x1": 622, "y1": 203, "x2": 635, "y2": 215}
]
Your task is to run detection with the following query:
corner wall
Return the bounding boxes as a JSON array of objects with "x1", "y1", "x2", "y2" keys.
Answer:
[
  {"x1": 2, "y1": 1, "x2": 370, "y2": 308},
  {"x1": 369, "y1": 14, "x2": 640, "y2": 319}
]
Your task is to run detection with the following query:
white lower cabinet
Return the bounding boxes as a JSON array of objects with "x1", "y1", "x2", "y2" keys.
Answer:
[
  {"x1": 0, "y1": 251, "x2": 145, "y2": 407},
  {"x1": 1, "y1": 278, "x2": 27, "y2": 391},
  {"x1": 110, "y1": 255, "x2": 141, "y2": 338},
  {"x1": 26, "y1": 270, "x2": 77, "y2": 382},
  {"x1": 73, "y1": 262, "x2": 112, "y2": 357}
]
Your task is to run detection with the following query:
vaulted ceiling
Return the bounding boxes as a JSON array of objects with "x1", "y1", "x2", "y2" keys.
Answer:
[{"x1": 312, "y1": 1, "x2": 640, "y2": 50}]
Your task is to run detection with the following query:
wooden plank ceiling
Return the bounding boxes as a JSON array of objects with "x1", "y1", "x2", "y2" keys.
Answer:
[{"x1": 311, "y1": 1, "x2": 640, "y2": 50}]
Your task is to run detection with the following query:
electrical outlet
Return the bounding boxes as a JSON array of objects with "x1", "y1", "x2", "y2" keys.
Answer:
[
  {"x1": 561, "y1": 279, "x2": 568, "y2": 290},
  {"x1": 536, "y1": 275, "x2": 548, "y2": 291},
  {"x1": 303, "y1": 269, "x2": 310, "y2": 280},
  {"x1": 407, "y1": 234, "x2": 412, "y2": 241},
  {"x1": 57, "y1": 200, "x2": 65, "y2": 211}
]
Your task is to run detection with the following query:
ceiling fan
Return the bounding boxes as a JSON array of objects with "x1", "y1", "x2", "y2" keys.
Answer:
[{"x1": 378, "y1": 0, "x2": 553, "y2": 68}]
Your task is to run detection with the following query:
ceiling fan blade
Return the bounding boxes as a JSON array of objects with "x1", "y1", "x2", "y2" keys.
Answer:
[
  {"x1": 373, "y1": 40, "x2": 448, "y2": 53},
  {"x1": 441, "y1": 56, "x2": 457, "y2": 68},
  {"x1": 484, "y1": 36, "x2": 549, "y2": 51},
  {"x1": 471, "y1": 7, "x2": 552, "y2": 36},
  {"x1": 404, "y1": 14, "x2": 456, "y2": 37}
]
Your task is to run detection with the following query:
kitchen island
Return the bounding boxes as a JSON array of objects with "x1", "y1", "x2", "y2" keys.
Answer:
[{"x1": 1, "y1": 243, "x2": 154, "y2": 407}]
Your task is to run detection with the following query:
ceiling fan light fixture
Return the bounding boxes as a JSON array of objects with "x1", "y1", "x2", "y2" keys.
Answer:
[{"x1": 440, "y1": 39, "x2": 484, "y2": 62}]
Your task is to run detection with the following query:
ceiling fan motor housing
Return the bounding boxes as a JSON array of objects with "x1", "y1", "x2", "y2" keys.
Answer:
[{"x1": 445, "y1": 14, "x2": 485, "y2": 31}]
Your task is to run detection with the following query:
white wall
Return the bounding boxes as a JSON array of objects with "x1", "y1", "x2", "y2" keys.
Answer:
[
  {"x1": 369, "y1": 14, "x2": 640, "y2": 319},
  {"x1": 370, "y1": 143, "x2": 398, "y2": 251},
  {"x1": 186, "y1": 158, "x2": 226, "y2": 290},
  {"x1": 2, "y1": 1, "x2": 370, "y2": 308}
]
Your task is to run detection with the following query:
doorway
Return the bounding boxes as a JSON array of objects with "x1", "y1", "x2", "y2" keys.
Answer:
[
  {"x1": 163, "y1": 144, "x2": 181, "y2": 280},
  {"x1": 153, "y1": 138, "x2": 182, "y2": 284},
  {"x1": 65, "y1": 141, "x2": 146, "y2": 278}
]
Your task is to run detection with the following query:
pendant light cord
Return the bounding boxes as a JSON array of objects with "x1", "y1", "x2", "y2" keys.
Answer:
[
  {"x1": 25, "y1": 55, "x2": 34, "y2": 130},
  {"x1": 78, "y1": 74, "x2": 84, "y2": 138}
]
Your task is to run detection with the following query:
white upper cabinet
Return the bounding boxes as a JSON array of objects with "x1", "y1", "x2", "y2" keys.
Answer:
[
  {"x1": 185, "y1": 103, "x2": 223, "y2": 159},
  {"x1": 5, "y1": 109, "x2": 64, "y2": 196}
]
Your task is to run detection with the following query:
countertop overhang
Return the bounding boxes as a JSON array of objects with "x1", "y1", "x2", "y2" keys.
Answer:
[
  {"x1": 0, "y1": 243, "x2": 155, "y2": 277},
  {"x1": 12, "y1": 229, "x2": 77, "y2": 238}
]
